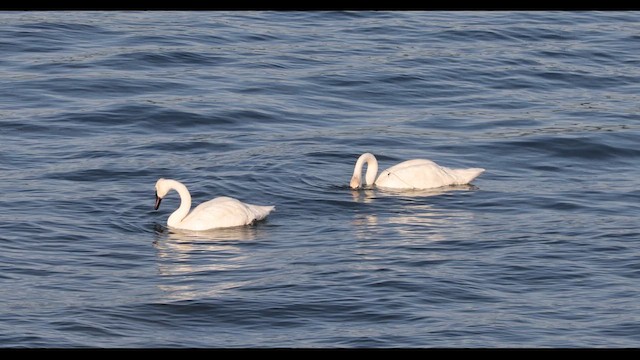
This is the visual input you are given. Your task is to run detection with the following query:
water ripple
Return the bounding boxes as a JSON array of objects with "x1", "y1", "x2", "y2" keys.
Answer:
[{"x1": 1, "y1": 11, "x2": 640, "y2": 348}]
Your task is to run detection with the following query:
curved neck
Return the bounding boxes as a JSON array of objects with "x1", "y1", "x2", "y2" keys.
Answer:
[
  {"x1": 353, "y1": 153, "x2": 379, "y2": 187},
  {"x1": 165, "y1": 180, "x2": 192, "y2": 228}
]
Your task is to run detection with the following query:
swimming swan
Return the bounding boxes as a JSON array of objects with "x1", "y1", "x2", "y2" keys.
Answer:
[
  {"x1": 154, "y1": 178, "x2": 274, "y2": 231},
  {"x1": 350, "y1": 153, "x2": 485, "y2": 190}
]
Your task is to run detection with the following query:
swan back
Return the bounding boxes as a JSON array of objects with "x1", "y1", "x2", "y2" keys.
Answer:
[
  {"x1": 178, "y1": 197, "x2": 275, "y2": 231},
  {"x1": 375, "y1": 159, "x2": 484, "y2": 189}
]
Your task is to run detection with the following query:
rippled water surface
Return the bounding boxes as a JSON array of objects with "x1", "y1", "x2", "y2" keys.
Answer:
[{"x1": 1, "y1": 11, "x2": 640, "y2": 348}]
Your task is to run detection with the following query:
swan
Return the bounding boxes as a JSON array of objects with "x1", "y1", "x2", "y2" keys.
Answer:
[
  {"x1": 154, "y1": 178, "x2": 275, "y2": 231},
  {"x1": 350, "y1": 153, "x2": 485, "y2": 190}
]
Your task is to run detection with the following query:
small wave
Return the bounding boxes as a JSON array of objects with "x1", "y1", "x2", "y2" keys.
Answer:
[
  {"x1": 103, "y1": 50, "x2": 234, "y2": 69},
  {"x1": 438, "y1": 28, "x2": 515, "y2": 42},
  {"x1": 18, "y1": 21, "x2": 106, "y2": 34},
  {"x1": 488, "y1": 134, "x2": 640, "y2": 162},
  {"x1": 46, "y1": 167, "x2": 156, "y2": 183}
]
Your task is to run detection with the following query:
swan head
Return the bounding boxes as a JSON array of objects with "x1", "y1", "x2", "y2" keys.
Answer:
[{"x1": 154, "y1": 178, "x2": 171, "y2": 210}]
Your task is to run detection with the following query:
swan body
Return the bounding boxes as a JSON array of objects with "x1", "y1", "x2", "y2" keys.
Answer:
[
  {"x1": 154, "y1": 178, "x2": 274, "y2": 231},
  {"x1": 350, "y1": 153, "x2": 485, "y2": 190}
]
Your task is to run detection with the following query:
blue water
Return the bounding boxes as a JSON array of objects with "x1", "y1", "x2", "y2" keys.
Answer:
[{"x1": 1, "y1": 11, "x2": 640, "y2": 348}]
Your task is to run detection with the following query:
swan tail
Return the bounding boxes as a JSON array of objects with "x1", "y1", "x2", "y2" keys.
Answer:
[
  {"x1": 452, "y1": 168, "x2": 485, "y2": 184},
  {"x1": 249, "y1": 204, "x2": 275, "y2": 221}
]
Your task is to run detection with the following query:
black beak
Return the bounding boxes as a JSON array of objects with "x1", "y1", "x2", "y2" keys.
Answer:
[{"x1": 154, "y1": 192, "x2": 162, "y2": 210}]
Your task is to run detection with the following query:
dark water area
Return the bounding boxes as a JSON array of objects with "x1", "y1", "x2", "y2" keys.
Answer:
[{"x1": 1, "y1": 11, "x2": 640, "y2": 347}]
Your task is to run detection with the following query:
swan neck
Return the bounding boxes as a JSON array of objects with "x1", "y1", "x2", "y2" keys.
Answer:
[
  {"x1": 166, "y1": 180, "x2": 192, "y2": 228},
  {"x1": 355, "y1": 153, "x2": 378, "y2": 186}
]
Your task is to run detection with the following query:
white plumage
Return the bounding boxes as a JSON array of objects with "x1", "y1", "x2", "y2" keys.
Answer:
[
  {"x1": 154, "y1": 178, "x2": 274, "y2": 231},
  {"x1": 350, "y1": 153, "x2": 484, "y2": 190}
]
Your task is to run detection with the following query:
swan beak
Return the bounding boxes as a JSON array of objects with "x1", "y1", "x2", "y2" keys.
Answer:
[
  {"x1": 350, "y1": 175, "x2": 361, "y2": 189},
  {"x1": 154, "y1": 192, "x2": 162, "y2": 210}
]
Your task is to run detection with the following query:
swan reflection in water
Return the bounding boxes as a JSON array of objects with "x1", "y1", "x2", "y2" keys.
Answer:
[
  {"x1": 351, "y1": 184, "x2": 479, "y2": 203},
  {"x1": 152, "y1": 224, "x2": 259, "y2": 301},
  {"x1": 153, "y1": 223, "x2": 261, "y2": 243},
  {"x1": 350, "y1": 184, "x2": 479, "y2": 243}
]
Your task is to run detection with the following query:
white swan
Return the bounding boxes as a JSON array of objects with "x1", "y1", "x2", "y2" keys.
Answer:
[
  {"x1": 154, "y1": 178, "x2": 274, "y2": 231},
  {"x1": 350, "y1": 153, "x2": 485, "y2": 190}
]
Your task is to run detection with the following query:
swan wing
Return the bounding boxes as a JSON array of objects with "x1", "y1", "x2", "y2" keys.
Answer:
[
  {"x1": 375, "y1": 159, "x2": 464, "y2": 189},
  {"x1": 179, "y1": 197, "x2": 274, "y2": 231}
]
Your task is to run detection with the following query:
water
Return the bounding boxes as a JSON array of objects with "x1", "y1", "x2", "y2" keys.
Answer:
[{"x1": 1, "y1": 11, "x2": 640, "y2": 348}]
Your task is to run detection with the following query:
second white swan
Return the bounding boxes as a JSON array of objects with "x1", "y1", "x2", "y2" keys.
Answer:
[
  {"x1": 350, "y1": 153, "x2": 485, "y2": 190},
  {"x1": 154, "y1": 178, "x2": 275, "y2": 231}
]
